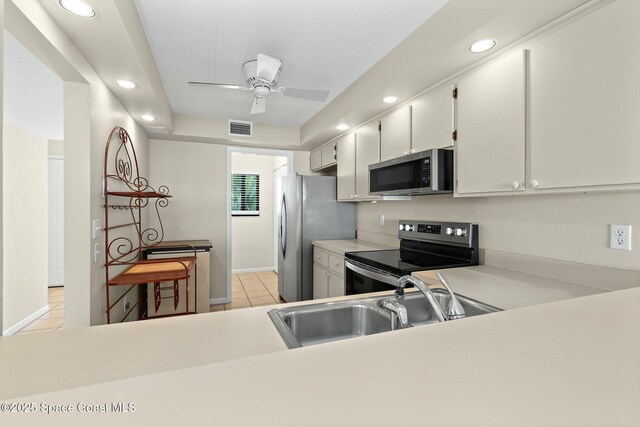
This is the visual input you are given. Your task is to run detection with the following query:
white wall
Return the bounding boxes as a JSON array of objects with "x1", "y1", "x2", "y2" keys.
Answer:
[
  {"x1": 150, "y1": 140, "x2": 303, "y2": 302},
  {"x1": 9, "y1": 0, "x2": 150, "y2": 326},
  {"x1": 358, "y1": 191, "x2": 640, "y2": 271},
  {"x1": 48, "y1": 139, "x2": 63, "y2": 156},
  {"x1": 149, "y1": 139, "x2": 228, "y2": 300},
  {"x1": 2, "y1": 123, "x2": 48, "y2": 330},
  {"x1": 231, "y1": 153, "x2": 285, "y2": 271}
]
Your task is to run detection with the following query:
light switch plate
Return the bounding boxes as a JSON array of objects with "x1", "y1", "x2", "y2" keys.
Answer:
[
  {"x1": 92, "y1": 220, "x2": 102, "y2": 240},
  {"x1": 610, "y1": 224, "x2": 632, "y2": 251}
]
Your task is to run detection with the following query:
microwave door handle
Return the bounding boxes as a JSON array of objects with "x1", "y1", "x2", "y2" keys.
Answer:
[{"x1": 344, "y1": 260, "x2": 399, "y2": 286}]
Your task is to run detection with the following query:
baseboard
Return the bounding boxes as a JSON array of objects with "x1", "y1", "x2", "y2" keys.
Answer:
[
  {"x1": 209, "y1": 297, "x2": 230, "y2": 305},
  {"x1": 232, "y1": 267, "x2": 276, "y2": 274},
  {"x1": 3, "y1": 305, "x2": 50, "y2": 336}
]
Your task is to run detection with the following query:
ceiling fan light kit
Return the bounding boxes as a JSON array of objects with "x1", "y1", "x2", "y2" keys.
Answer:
[{"x1": 189, "y1": 53, "x2": 329, "y2": 115}]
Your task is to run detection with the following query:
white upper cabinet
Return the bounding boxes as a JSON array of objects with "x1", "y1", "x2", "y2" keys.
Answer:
[
  {"x1": 310, "y1": 148, "x2": 322, "y2": 171},
  {"x1": 380, "y1": 105, "x2": 412, "y2": 161},
  {"x1": 336, "y1": 133, "x2": 356, "y2": 201},
  {"x1": 310, "y1": 141, "x2": 336, "y2": 171},
  {"x1": 411, "y1": 84, "x2": 455, "y2": 152},
  {"x1": 527, "y1": 0, "x2": 640, "y2": 190},
  {"x1": 321, "y1": 142, "x2": 336, "y2": 167},
  {"x1": 355, "y1": 121, "x2": 380, "y2": 201},
  {"x1": 455, "y1": 50, "x2": 526, "y2": 195},
  {"x1": 336, "y1": 123, "x2": 380, "y2": 201}
]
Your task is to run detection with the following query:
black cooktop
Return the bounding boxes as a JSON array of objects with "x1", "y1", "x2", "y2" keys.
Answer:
[{"x1": 345, "y1": 249, "x2": 473, "y2": 277}]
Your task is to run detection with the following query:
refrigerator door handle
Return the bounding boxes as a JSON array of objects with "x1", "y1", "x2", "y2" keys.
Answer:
[{"x1": 280, "y1": 194, "x2": 287, "y2": 257}]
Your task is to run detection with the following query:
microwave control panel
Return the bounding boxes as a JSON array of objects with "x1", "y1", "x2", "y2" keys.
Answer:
[{"x1": 421, "y1": 158, "x2": 431, "y2": 186}]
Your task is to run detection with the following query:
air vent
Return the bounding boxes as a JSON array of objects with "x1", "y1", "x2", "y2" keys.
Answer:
[
  {"x1": 143, "y1": 125, "x2": 169, "y2": 134},
  {"x1": 229, "y1": 119, "x2": 252, "y2": 137}
]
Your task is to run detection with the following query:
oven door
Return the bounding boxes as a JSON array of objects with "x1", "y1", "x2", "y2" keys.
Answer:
[{"x1": 344, "y1": 259, "x2": 400, "y2": 295}]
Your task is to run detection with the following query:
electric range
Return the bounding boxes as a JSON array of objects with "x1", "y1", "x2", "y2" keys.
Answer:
[{"x1": 344, "y1": 220, "x2": 478, "y2": 294}]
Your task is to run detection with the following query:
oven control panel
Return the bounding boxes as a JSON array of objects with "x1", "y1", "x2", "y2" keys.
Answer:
[{"x1": 398, "y1": 220, "x2": 476, "y2": 247}]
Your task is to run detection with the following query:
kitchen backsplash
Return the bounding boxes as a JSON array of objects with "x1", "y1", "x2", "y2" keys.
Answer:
[{"x1": 357, "y1": 191, "x2": 640, "y2": 271}]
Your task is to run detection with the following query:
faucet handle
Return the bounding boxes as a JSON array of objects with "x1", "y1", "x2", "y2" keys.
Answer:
[{"x1": 436, "y1": 272, "x2": 466, "y2": 320}]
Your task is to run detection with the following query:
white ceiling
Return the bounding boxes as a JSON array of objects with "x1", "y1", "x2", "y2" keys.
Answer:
[
  {"x1": 133, "y1": 0, "x2": 449, "y2": 127},
  {"x1": 3, "y1": 31, "x2": 63, "y2": 140}
]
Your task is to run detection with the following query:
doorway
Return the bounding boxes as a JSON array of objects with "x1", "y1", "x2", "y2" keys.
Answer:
[{"x1": 225, "y1": 147, "x2": 292, "y2": 309}]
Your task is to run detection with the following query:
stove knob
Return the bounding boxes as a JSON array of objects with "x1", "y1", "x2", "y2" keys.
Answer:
[
  {"x1": 446, "y1": 227, "x2": 455, "y2": 235},
  {"x1": 456, "y1": 228, "x2": 467, "y2": 237},
  {"x1": 399, "y1": 224, "x2": 405, "y2": 231},
  {"x1": 407, "y1": 225, "x2": 415, "y2": 232}
]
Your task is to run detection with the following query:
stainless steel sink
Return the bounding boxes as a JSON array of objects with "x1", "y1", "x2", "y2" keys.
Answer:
[
  {"x1": 268, "y1": 289, "x2": 500, "y2": 349},
  {"x1": 399, "y1": 289, "x2": 500, "y2": 326},
  {"x1": 268, "y1": 302, "x2": 392, "y2": 349}
]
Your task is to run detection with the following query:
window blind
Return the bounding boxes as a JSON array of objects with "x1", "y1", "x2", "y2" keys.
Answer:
[{"x1": 231, "y1": 173, "x2": 260, "y2": 216}]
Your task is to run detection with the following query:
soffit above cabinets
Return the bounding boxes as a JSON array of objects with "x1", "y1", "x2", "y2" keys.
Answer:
[{"x1": 132, "y1": 0, "x2": 450, "y2": 127}]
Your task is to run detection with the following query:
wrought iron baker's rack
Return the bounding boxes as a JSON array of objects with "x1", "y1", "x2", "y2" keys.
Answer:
[{"x1": 103, "y1": 126, "x2": 197, "y2": 324}]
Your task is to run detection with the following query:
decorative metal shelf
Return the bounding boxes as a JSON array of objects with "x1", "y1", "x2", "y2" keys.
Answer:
[
  {"x1": 107, "y1": 191, "x2": 172, "y2": 198},
  {"x1": 103, "y1": 126, "x2": 196, "y2": 324}
]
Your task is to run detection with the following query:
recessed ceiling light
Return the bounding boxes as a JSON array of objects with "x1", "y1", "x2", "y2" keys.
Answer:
[
  {"x1": 140, "y1": 115, "x2": 155, "y2": 122},
  {"x1": 115, "y1": 79, "x2": 137, "y2": 89},
  {"x1": 382, "y1": 96, "x2": 398, "y2": 104},
  {"x1": 59, "y1": 0, "x2": 96, "y2": 18},
  {"x1": 336, "y1": 124, "x2": 349, "y2": 131},
  {"x1": 469, "y1": 39, "x2": 496, "y2": 53}
]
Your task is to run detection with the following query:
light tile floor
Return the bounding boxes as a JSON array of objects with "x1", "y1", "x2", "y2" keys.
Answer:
[
  {"x1": 12, "y1": 274, "x2": 279, "y2": 333},
  {"x1": 210, "y1": 271, "x2": 284, "y2": 312},
  {"x1": 14, "y1": 287, "x2": 65, "y2": 334}
]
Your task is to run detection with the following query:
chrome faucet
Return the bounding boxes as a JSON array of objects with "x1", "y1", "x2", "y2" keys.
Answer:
[
  {"x1": 394, "y1": 275, "x2": 448, "y2": 322},
  {"x1": 382, "y1": 274, "x2": 466, "y2": 324},
  {"x1": 436, "y1": 272, "x2": 466, "y2": 320},
  {"x1": 380, "y1": 298, "x2": 408, "y2": 330}
]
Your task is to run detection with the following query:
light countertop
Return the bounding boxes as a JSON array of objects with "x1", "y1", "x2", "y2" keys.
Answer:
[
  {"x1": 414, "y1": 265, "x2": 608, "y2": 310},
  {"x1": 1, "y1": 255, "x2": 639, "y2": 425},
  {"x1": 2, "y1": 287, "x2": 639, "y2": 426},
  {"x1": 311, "y1": 239, "x2": 395, "y2": 255}
]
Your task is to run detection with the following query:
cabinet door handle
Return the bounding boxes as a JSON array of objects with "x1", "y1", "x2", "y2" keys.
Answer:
[
  {"x1": 403, "y1": 151, "x2": 409, "y2": 156},
  {"x1": 529, "y1": 179, "x2": 539, "y2": 189},
  {"x1": 511, "y1": 181, "x2": 520, "y2": 190},
  {"x1": 409, "y1": 149, "x2": 416, "y2": 154}
]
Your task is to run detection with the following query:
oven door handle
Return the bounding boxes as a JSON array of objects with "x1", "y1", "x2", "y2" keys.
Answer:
[{"x1": 344, "y1": 259, "x2": 400, "y2": 286}]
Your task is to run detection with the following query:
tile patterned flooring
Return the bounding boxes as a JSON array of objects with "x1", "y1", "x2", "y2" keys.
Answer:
[
  {"x1": 210, "y1": 271, "x2": 284, "y2": 312},
  {"x1": 14, "y1": 287, "x2": 65, "y2": 334},
  {"x1": 10, "y1": 272, "x2": 279, "y2": 334}
]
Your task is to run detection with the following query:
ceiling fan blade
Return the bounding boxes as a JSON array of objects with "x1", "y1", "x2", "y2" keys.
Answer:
[
  {"x1": 256, "y1": 54, "x2": 282, "y2": 83},
  {"x1": 188, "y1": 81, "x2": 252, "y2": 90},
  {"x1": 280, "y1": 87, "x2": 329, "y2": 102},
  {"x1": 250, "y1": 96, "x2": 267, "y2": 115}
]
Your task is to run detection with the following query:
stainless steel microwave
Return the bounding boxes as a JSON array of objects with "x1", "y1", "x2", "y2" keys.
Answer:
[{"x1": 368, "y1": 148, "x2": 453, "y2": 196}]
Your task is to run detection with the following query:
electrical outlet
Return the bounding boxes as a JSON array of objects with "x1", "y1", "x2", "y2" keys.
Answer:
[
  {"x1": 610, "y1": 225, "x2": 632, "y2": 251},
  {"x1": 124, "y1": 298, "x2": 131, "y2": 311}
]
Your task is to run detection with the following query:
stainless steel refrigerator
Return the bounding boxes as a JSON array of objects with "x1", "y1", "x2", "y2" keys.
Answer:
[{"x1": 277, "y1": 175, "x2": 356, "y2": 302}]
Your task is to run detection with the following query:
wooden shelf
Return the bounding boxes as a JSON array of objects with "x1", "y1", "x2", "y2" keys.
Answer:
[
  {"x1": 107, "y1": 191, "x2": 172, "y2": 198},
  {"x1": 108, "y1": 257, "x2": 197, "y2": 287}
]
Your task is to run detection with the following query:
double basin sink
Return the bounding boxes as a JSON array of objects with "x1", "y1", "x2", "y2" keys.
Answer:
[{"x1": 268, "y1": 289, "x2": 500, "y2": 349}]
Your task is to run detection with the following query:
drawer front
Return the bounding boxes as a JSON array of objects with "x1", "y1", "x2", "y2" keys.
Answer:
[
  {"x1": 314, "y1": 248, "x2": 329, "y2": 267},
  {"x1": 328, "y1": 254, "x2": 344, "y2": 275}
]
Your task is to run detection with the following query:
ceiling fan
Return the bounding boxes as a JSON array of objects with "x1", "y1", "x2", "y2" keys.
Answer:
[{"x1": 188, "y1": 53, "x2": 329, "y2": 115}]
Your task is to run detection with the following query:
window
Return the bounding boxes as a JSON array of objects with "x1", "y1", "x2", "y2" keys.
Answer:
[{"x1": 231, "y1": 173, "x2": 260, "y2": 216}]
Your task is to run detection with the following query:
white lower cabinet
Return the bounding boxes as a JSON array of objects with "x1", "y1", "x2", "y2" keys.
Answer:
[{"x1": 312, "y1": 246, "x2": 345, "y2": 299}]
